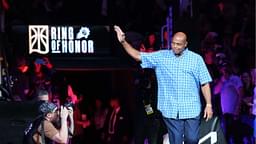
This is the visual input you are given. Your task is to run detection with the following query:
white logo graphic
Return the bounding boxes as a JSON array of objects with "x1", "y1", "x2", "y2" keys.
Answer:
[
  {"x1": 29, "y1": 25, "x2": 49, "y2": 54},
  {"x1": 76, "y1": 27, "x2": 90, "y2": 39}
]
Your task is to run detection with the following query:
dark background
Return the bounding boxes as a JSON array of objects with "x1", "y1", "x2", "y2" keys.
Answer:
[{"x1": 0, "y1": 0, "x2": 254, "y2": 143}]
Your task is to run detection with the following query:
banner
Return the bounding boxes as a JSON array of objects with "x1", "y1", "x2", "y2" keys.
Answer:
[{"x1": 27, "y1": 25, "x2": 112, "y2": 56}]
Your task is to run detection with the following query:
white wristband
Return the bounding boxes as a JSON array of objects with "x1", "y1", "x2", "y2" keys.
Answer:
[{"x1": 206, "y1": 104, "x2": 212, "y2": 107}]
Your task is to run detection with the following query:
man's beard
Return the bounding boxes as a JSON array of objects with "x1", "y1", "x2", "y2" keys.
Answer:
[{"x1": 52, "y1": 116, "x2": 61, "y2": 129}]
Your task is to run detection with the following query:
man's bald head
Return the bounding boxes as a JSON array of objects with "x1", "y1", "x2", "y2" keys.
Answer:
[
  {"x1": 173, "y1": 32, "x2": 187, "y2": 43},
  {"x1": 171, "y1": 32, "x2": 188, "y2": 56}
]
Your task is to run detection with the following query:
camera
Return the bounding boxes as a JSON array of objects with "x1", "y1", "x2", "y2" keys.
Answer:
[{"x1": 63, "y1": 101, "x2": 74, "y2": 108}]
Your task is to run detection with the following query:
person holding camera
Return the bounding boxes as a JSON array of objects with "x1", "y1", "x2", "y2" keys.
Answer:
[{"x1": 33, "y1": 102, "x2": 74, "y2": 144}]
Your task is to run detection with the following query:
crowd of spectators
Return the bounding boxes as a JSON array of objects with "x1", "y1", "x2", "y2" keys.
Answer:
[
  {"x1": 197, "y1": 1, "x2": 255, "y2": 143},
  {"x1": 1, "y1": 55, "x2": 132, "y2": 143},
  {"x1": 127, "y1": 0, "x2": 255, "y2": 143}
]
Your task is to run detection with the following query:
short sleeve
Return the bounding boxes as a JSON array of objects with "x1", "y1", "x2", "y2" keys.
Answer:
[
  {"x1": 197, "y1": 56, "x2": 212, "y2": 85},
  {"x1": 140, "y1": 51, "x2": 162, "y2": 69}
]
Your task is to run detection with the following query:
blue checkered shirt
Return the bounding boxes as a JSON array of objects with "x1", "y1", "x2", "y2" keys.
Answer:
[{"x1": 140, "y1": 49, "x2": 212, "y2": 119}]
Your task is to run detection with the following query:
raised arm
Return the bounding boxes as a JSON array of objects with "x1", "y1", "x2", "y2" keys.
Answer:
[
  {"x1": 52, "y1": 106, "x2": 69, "y2": 143},
  {"x1": 114, "y1": 25, "x2": 141, "y2": 62},
  {"x1": 68, "y1": 107, "x2": 74, "y2": 136}
]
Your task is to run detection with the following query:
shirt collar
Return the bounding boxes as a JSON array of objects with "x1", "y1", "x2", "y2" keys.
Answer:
[{"x1": 171, "y1": 48, "x2": 188, "y2": 57}]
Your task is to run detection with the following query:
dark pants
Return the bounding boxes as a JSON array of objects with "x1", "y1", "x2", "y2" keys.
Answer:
[{"x1": 163, "y1": 115, "x2": 200, "y2": 144}]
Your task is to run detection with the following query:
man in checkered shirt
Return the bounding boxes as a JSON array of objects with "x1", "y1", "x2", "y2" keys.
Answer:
[{"x1": 114, "y1": 26, "x2": 213, "y2": 144}]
